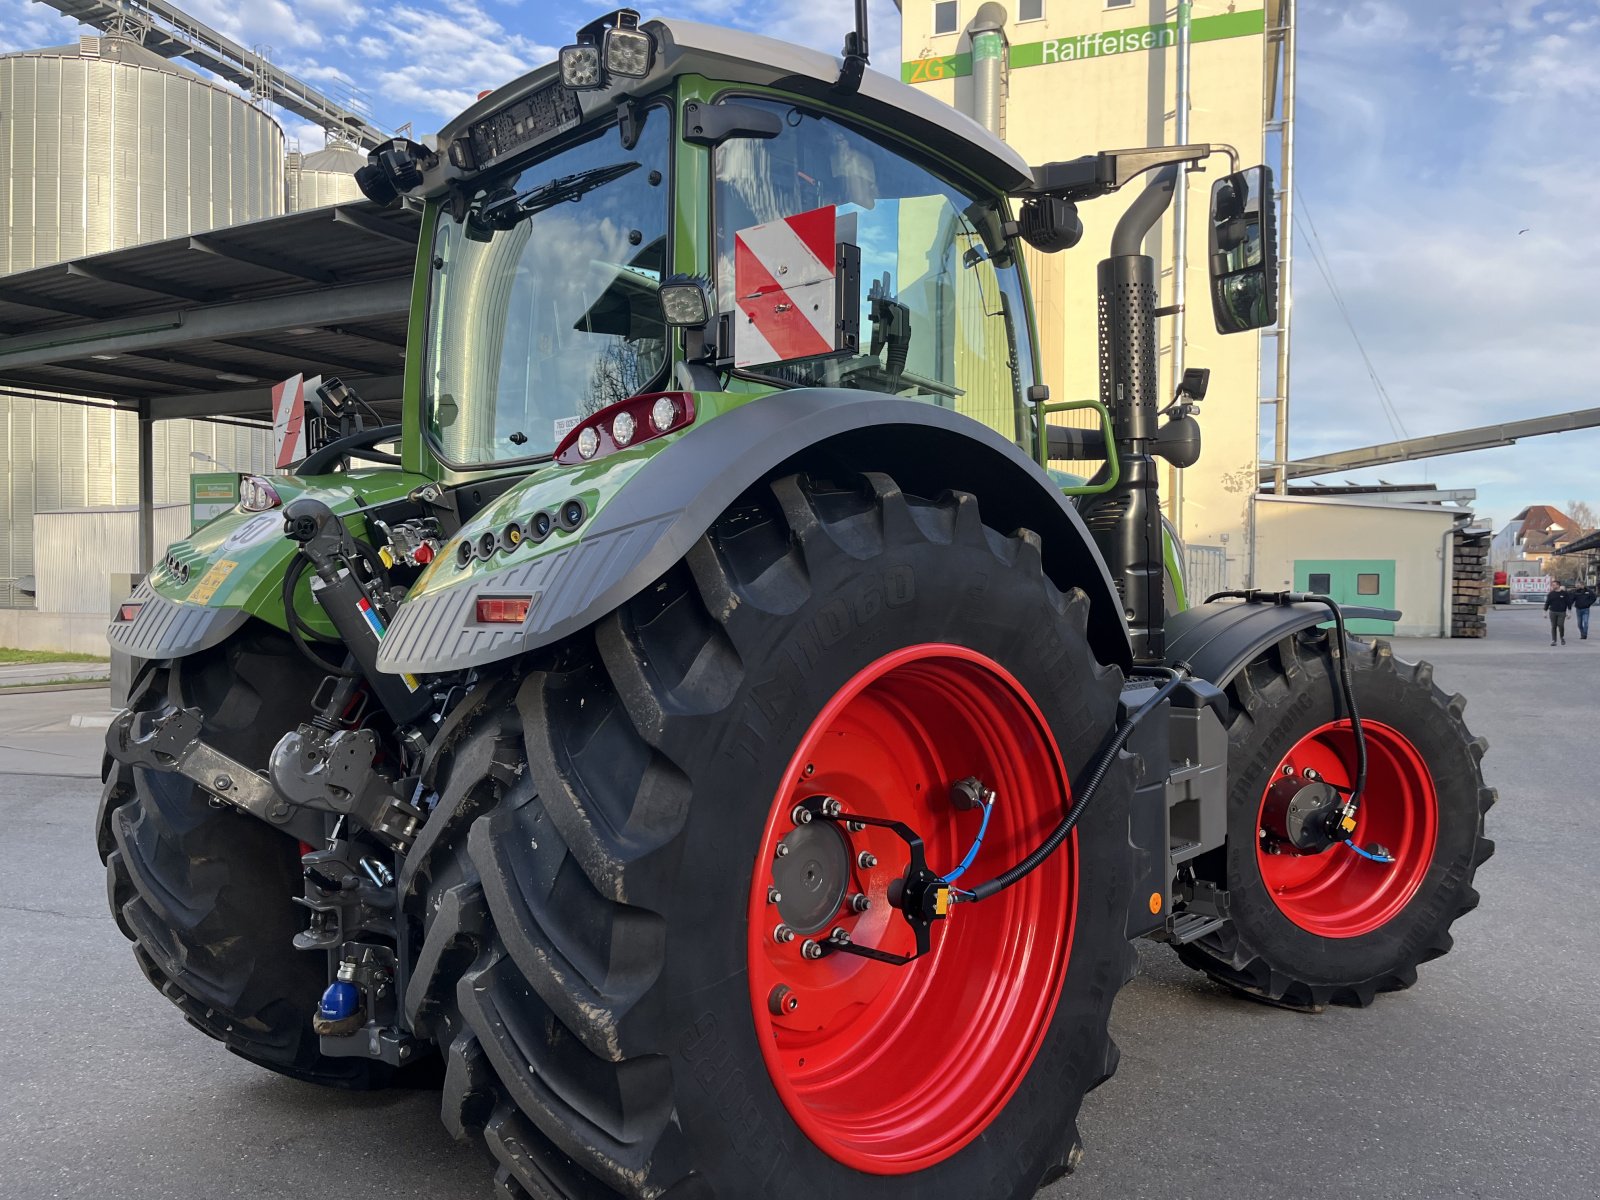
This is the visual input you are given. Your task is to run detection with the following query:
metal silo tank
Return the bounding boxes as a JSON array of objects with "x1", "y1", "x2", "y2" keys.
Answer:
[
  {"x1": 0, "y1": 35, "x2": 283, "y2": 610},
  {"x1": 286, "y1": 143, "x2": 367, "y2": 211}
]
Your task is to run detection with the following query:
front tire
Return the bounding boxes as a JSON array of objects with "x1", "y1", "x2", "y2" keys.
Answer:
[
  {"x1": 405, "y1": 473, "x2": 1136, "y2": 1198},
  {"x1": 1177, "y1": 631, "x2": 1495, "y2": 1008}
]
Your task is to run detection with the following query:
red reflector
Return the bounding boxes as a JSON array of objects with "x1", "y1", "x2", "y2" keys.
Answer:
[
  {"x1": 118, "y1": 603, "x2": 143, "y2": 622},
  {"x1": 476, "y1": 596, "x2": 532, "y2": 623}
]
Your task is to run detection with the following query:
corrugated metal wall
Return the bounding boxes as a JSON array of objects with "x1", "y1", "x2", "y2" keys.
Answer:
[
  {"x1": 32, "y1": 502, "x2": 192, "y2": 614},
  {"x1": 0, "y1": 40, "x2": 282, "y2": 610}
]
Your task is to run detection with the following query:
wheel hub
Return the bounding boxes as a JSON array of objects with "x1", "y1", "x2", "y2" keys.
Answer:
[
  {"x1": 1259, "y1": 770, "x2": 1344, "y2": 854},
  {"x1": 772, "y1": 820, "x2": 852, "y2": 935}
]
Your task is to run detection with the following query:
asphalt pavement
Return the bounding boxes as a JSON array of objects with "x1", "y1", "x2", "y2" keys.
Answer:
[{"x1": 1, "y1": 607, "x2": 1595, "y2": 1200}]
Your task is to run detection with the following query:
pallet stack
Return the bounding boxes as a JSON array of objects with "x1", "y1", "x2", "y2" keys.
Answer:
[{"x1": 1451, "y1": 530, "x2": 1490, "y2": 638}]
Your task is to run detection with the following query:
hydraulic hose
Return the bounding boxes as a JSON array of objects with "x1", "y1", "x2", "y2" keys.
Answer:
[
  {"x1": 962, "y1": 665, "x2": 1185, "y2": 902},
  {"x1": 1205, "y1": 590, "x2": 1368, "y2": 809}
]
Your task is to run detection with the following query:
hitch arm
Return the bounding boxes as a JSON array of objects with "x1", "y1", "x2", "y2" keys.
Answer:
[{"x1": 106, "y1": 707, "x2": 291, "y2": 827}]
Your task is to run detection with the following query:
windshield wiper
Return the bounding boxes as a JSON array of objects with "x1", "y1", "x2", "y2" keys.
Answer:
[{"x1": 476, "y1": 161, "x2": 642, "y2": 232}]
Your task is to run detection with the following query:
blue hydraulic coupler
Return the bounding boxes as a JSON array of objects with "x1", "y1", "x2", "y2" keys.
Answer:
[{"x1": 319, "y1": 979, "x2": 360, "y2": 1022}]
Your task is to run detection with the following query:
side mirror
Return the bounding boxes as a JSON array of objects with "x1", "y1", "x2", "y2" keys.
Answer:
[{"x1": 1208, "y1": 165, "x2": 1279, "y2": 334}]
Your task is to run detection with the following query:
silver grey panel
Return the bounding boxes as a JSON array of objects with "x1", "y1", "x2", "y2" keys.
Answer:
[
  {"x1": 376, "y1": 513, "x2": 678, "y2": 675},
  {"x1": 106, "y1": 579, "x2": 252, "y2": 659}
]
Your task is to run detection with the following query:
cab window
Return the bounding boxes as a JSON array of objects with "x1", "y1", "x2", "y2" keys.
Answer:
[{"x1": 713, "y1": 99, "x2": 1036, "y2": 441}]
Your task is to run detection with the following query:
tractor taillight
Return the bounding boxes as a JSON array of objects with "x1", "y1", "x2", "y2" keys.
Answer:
[
  {"x1": 554, "y1": 392, "x2": 696, "y2": 465},
  {"x1": 476, "y1": 596, "x2": 532, "y2": 624},
  {"x1": 117, "y1": 603, "x2": 143, "y2": 622}
]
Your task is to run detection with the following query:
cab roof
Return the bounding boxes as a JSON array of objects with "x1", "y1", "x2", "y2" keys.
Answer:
[{"x1": 433, "y1": 16, "x2": 1035, "y2": 196}]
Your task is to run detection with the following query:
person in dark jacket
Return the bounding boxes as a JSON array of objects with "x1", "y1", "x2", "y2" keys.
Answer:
[
  {"x1": 1545, "y1": 581, "x2": 1571, "y2": 645},
  {"x1": 1573, "y1": 584, "x2": 1596, "y2": 640}
]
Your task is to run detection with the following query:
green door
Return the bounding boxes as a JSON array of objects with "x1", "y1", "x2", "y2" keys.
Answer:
[{"x1": 1294, "y1": 559, "x2": 1396, "y2": 635}]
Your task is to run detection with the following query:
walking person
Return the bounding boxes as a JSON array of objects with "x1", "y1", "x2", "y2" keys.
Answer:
[
  {"x1": 1573, "y1": 582, "x2": 1596, "y2": 640},
  {"x1": 1545, "y1": 580, "x2": 1571, "y2": 645}
]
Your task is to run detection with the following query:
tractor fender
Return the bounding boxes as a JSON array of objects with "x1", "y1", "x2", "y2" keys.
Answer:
[
  {"x1": 1164, "y1": 598, "x2": 1403, "y2": 688},
  {"x1": 377, "y1": 390, "x2": 1132, "y2": 675},
  {"x1": 108, "y1": 577, "x2": 252, "y2": 659}
]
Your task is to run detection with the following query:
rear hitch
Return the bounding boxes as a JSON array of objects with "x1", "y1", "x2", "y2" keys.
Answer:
[{"x1": 105, "y1": 706, "x2": 294, "y2": 828}]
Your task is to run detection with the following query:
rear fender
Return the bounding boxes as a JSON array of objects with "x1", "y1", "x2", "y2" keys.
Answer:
[{"x1": 377, "y1": 390, "x2": 1132, "y2": 674}]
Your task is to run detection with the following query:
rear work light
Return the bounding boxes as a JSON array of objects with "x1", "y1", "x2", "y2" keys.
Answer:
[
  {"x1": 476, "y1": 596, "x2": 532, "y2": 624},
  {"x1": 117, "y1": 603, "x2": 143, "y2": 622},
  {"x1": 554, "y1": 391, "x2": 696, "y2": 465},
  {"x1": 239, "y1": 475, "x2": 282, "y2": 512}
]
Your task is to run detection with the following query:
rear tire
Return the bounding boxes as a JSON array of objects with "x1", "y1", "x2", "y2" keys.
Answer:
[
  {"x1": 405, "y1": 473, "x2": 1136, "y2": 1198},
  {"x1": 98, "y1": 626, "x2": 396, "y2": 1087},
  {"x1": 1176, "y1": 631, "x2": 1494, "y2": 1008}
]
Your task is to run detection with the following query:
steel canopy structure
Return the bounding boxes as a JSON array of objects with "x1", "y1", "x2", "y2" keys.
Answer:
[{"x1": 0, "y1": 199, "x2": 421, "y2": 568}]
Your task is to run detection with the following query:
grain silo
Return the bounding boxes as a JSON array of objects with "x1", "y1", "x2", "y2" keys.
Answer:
[
  {"x1": 287, "y1": 143, "x2": 367, "y2": 211},
  {"x1": 0, "y1": 34, "x2": 279, "y2": 614}
]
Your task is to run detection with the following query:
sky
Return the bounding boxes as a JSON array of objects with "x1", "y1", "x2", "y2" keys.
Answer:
[{"x1": 1, "y1": 0, "x2": 1596, "y2": 529}]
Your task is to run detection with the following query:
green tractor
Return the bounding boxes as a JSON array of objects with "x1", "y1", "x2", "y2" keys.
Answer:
[{"x1": 102, "y1": 9, "x2": 1493, "y2": 1197}]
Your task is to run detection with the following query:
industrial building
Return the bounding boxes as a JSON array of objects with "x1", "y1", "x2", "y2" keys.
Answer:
[
  {"x1": 0, "y1": 26, "x2": 367, "y2": 637},
  {"x1": 898, "y1": 0, "x2": 1489, "y2": 637}
]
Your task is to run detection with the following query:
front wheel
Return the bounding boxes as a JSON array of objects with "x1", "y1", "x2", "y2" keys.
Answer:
[
  {"x1": 1177, "y1": 631, "x2": 1495, "y2": 1008},
  {"x1": 404, "y1": 472, "x2": 1136, "y2": 1198}
]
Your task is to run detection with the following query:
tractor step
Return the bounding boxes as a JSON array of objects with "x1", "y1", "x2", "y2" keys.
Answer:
[{"x1": 1167, "y1": 911, "x2": 1228, "y2": 944}]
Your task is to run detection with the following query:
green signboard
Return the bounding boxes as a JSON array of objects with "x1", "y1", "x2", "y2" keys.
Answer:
[
  {"x1": 190, "y1": 472, "x2": 241, "y2": 531},
  {"x1": 902, "y1": 9, "x2": 1265, "y2": 84}
]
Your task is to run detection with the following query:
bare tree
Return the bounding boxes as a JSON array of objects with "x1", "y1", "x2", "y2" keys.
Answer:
[{"x1": 1566, "y1": 499, "x2": 1597, "y2": 532}]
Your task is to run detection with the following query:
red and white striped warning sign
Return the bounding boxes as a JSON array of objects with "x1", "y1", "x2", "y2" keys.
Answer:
[
  {"x1": 271, "y1": 373, "x2": 307, "y2": 469},
  {"x1": 734, "y1": 205, "x2": 839, "y2": 368}
]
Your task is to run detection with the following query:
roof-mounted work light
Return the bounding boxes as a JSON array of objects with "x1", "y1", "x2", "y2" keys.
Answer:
[{"x1": 560, "y1": 9, "x2": 654, "y2": 91}]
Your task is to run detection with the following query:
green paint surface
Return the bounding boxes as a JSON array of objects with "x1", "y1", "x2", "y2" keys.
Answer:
[
  {"x1": 1293, "y1": 559, "x2": 1397, "y2": 634},
  {"x1": 903, "y1": 9, "x2": 1265, "y2": 83}
]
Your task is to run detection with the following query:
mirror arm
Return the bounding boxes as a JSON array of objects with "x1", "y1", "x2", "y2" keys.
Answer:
[{"x1": 1026, "y1": 144, "x2": 1212, "y2": 201}]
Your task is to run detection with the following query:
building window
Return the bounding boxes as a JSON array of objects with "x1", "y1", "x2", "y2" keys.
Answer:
[
  {"x1": 1357, "y1": 573, "x2": 1382, "y2": 596},
  {"x1": 934, "y1": 1, "x2": 958, "y2": 34},
  {"x1": 1106, "y1": 0, "x2": 1134, "y2": 8},
  {"x1": 1308, "y1": 573, "x2": 1332, "y2": 594},
  {"x1": 1018, "y1": 0, "x2": 1044, "y2": 20}
]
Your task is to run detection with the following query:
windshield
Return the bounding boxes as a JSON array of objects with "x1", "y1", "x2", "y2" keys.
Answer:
[
  {"x1": 424, "y1": 105, "x2": 670, "y2": 465},
  {"x1": 714, "y1": 99, "x2": 1036, "y2": 441}
]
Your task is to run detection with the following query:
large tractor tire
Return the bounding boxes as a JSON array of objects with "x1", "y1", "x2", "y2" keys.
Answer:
[
  {"x1": 98, "y1": 627, "x2": 394, "y2": 1087},
  {"x1": 1177, "y1": 630, "x2": 1495, "y2": 1009},
  {"x1": 403, "y1": 472, "x2": 1136, "y2": 1199}
]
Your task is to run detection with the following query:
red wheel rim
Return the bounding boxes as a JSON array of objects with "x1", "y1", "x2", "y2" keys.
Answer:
[
  {"x1": 747, "y1": 644, "x2": 1075, "y2": 1174},
  {"x1": 1255, "y1": 719, "x2": 1438, "y2": 938}
]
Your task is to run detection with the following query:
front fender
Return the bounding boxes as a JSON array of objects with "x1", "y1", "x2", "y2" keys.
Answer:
[
  {"x1": 377, "y1": 391, "x2": 1132, "y2": 674},
  {"x1": 1164, "y1": 598, "x2": 1403, "y2": 687}
]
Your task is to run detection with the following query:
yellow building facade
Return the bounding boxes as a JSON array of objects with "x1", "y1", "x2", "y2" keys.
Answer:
[{"x1": 899, "y1": 0, "x2": 1269, "y2": 572}]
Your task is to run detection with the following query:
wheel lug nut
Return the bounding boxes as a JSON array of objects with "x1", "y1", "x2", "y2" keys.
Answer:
[
  {"x1": 790, "y1": 805, "x2": 812, "y2": 825},
  {"x1": 774, "y1": 924, "x2": 795, "y2": 944},
  {"x1": 858, "y1": 852, "x2": 877, "y2": 869},
  {"x1": 850, "y1": 893, "x2": 871, "y2": 913},
  {"x1": 822, "y1": 797, "x2": 842, "y2": 818},
  {"x1": 829, "y1": 927, "x2": 850, "y2": 944},
  {"x1": 768, "y1": 887, "x2": 782, "y2": 904},
  {"x1": 847, "y1": 820, "x2": 866, "y2": 833},
  {"x1": 775, "y1": 843, "x2": 790, "y2": 858},
  {"x1": 768, "y1": 984, "x2": 799, "y2": 1015},
  {"x1": 801, "y1": 939, "x2": 823, "y2": 960}
]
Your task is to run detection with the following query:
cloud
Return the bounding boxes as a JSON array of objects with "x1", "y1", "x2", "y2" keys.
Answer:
[
  {"x1": 361, "y1": 0, "x2": 558, "y2": 121},
  {"x1": 0, "y1": 0, "x2": 88, "y2": 53},
  {"x1": 1289, "y1": 0, "x2": 1600, "y2": 521}
]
